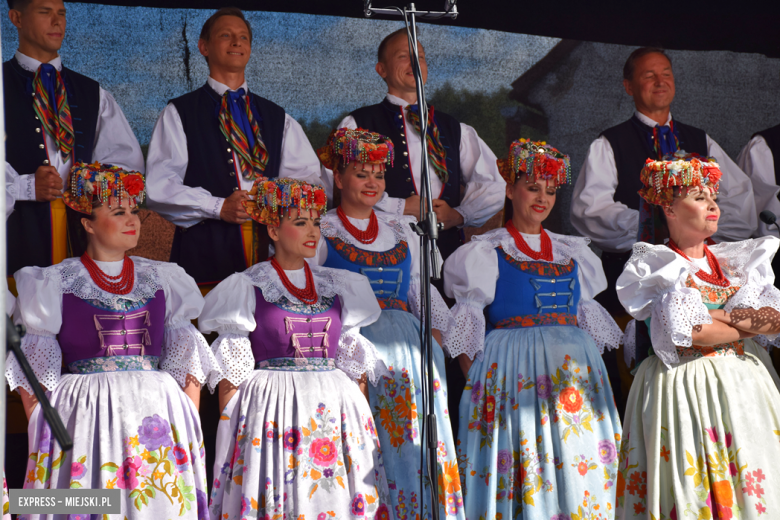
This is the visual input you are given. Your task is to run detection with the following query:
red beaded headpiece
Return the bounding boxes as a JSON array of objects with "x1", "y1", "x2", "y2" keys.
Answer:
[
  {"x1": 317, "y1": 127, "x2": 394, "y2": 172},
  {"x1": 242, "y1": 177, "x2": 327, "y2": 227},
  {"x1": 638, "y1": 152, "x2": 722, "y2": 207},
  {"x1": 497, "y1": 138, "x2": 571, "y2": 186},
  {"x1": 63, "y1": 162, "x2": 145, "y2": 215}
]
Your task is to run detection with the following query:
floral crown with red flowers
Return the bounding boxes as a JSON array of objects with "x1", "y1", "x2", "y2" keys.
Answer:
[
  {"x1": 639, "y1": 151, "x2": 722, "y2": 207},
  {"x1": 242, "y1": 177, "x2": 327, "y2": 227},
  {"x1": 317, "y1": 127, "x2": 394, "y2": 172},
  {"x1": 63, "y1": 162, "x2": 146, "y2": 215},
  {"x1": 497, "y1": 138, "x2": 571, "y2": 186}
]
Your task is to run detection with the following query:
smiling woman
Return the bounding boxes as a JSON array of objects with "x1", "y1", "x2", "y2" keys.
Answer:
[{"x1": 6, "y1": 162, "x2": 216, "y2": 519}]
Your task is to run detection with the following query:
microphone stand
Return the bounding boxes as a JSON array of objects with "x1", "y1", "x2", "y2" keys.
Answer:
[
  {"x1": 7, "y1": 315, "x2": 73, "y2": 451},
  {"x1": 362, "y1": 4, "x2": 457, "y2": 520}
]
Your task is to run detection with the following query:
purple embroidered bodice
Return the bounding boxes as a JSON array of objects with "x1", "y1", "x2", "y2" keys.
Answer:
[
  {"x1": 58, "y1": 291, "x2": 166, "y2": 365},
  {"x1": 249, "y1": 288, "x2": 343, "y2": 363}
]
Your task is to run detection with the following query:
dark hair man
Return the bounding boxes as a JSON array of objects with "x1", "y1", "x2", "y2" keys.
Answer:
[
  {"x1": 145, "y1": 8, "x2": 322, "y2": 287},
  {"x1": 4, "y1": 0, "x2": 143, "y2": 275},
  {"x1": 320, "y1": 28, "x2": 506, "y2": 262}
]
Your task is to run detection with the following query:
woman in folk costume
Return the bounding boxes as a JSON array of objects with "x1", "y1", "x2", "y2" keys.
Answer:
[
  {"x1": 5, "y1": 162, "x2": 216, "y2": 519},
  {"x1": 314, "y1": 128, "x2": 463, "y2": 520},
  {"x1": 443, "y1": 139, "x2": 624, "y2": 519},
  {"x1": 615, "y1": 153, "x2": 780, "y2": 520},
  {"x1": 199, "y1": 177, "x2": 392, "y2": 520}
]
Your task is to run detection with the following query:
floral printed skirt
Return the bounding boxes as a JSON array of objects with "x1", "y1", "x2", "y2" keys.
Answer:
[
  {"x1": 616, "y1": 344, "x2": 780, "y2": 520},
  {"x1": 3, "y1": 471, "x2": 9, "y2": 519},
  {"x1": 21, "y1": 369, "x2": 210, "y2": 520},
  {"x1": 458, "y1": 325, "x2": 622, "y2": 520},
  {"x1": 361, "y1": 309, "x2": 465, "y2": 520},
  {"x1": 208, "y1": 362, "x2": 392, "y2": 520}
]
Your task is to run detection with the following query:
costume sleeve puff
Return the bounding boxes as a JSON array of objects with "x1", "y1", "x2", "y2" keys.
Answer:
[
  {"x1": 617, "y1": 242, "x2": 711, "y2": 368},
  {"x1": 155, "y1": 261, "x2": 219, "y2": 389},
  {"x1": 198, "y1": 273, "x2": 256, "y2": 392},
  {"x1": 722, "y1": 236, "x2": 780, "y2": 346},
  {"x1": 442, "y1": 240, "x2": 498, "y2": 360},
  {"x1": 6, "y1": 266, "x2": 62, "y2": 394},
  {"x1": 565, "y1": 236, "x2": 623, "y2": 353},
  {"x1": 331, "y1": 268, "x2": 390, "y2": 385}
]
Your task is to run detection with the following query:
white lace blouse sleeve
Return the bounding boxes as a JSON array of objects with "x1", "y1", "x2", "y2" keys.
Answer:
[
  {"x1": 198, "y1": 273, "x2": 257, "y2": 391},
  {"x1": 332, "y1": 269, "x2": 389, "y2": 385},
  {"x1": 617, "y1": 243, "x2": 711, "y2": 368},
  {"x1": 442, "y1": 241, "x2": 498, "y2": 360},
  {"x1": 402, "y1": 216, "x2": 455, "y2": 334},
  {"x1": 568, "y1": 239, "x2": 622, "y2": 352},
  {"x1": 155, "y1": 261, "x2": 218, "y2": 388},
  {"x1": 6, "y1": 266, "x2": 63, "y2": 394}
]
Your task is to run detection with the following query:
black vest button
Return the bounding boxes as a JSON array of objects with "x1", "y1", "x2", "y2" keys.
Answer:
[
  {"x1": 38, "y1": 144, "x2": 44, "y2": 149},
  {"x1": 229, "y1": 172, "x2": 235, "y2": 177},
  {"x1": 35, "y1": 128, "x2": 41, "y2": 133},
  {"x1": 228, "y1": 159, "x2": 234, "y2": 164}
]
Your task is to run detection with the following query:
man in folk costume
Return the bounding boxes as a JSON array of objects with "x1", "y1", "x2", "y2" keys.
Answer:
[
  {"x1": 146, "y1": 8, "x2": 321, "y2": 289},
  {"x1": 4, "y1": 0, "x2": 143, "y2": 281},
  {"x1": 321, "y1": 28, "x2": 506, "y2": 263},
  {"x1": 738, "y1": 126, "x2": 780, "y2": 238},
  {"x1": 570, "y1": 47, "x2": 757, "y2": 412}
]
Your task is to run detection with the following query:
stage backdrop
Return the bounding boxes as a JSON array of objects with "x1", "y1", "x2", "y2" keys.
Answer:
[{"x1": 3, "y1": 3, "x2": 780, "y2": 241}]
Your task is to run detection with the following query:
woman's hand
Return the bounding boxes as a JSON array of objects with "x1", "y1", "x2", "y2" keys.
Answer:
[
  {"x1": 19, "y1": 387, "x2": 42, "y2": 420},
  {"x1": 691, "y1": 320, "x2": 756, "y2": 346},
  {"x1": 708, "y1": 307, "x2": 780, "y2": 336},
  {"x1": 458, "y1": 354, "x2": 473, "y2": 377},
  {"x1": 218, "y1": 380, "x2": 238, "y2": 412},
  {"x1": 432, "y1": 329, "x2": 443, "y2": 348}
]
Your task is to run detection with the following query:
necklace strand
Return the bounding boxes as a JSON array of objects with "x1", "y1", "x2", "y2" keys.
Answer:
[
  {"x1": 81, "y1": 254, "x2": 135, "y2": 295},
  {"x1": 270, "y1": 257, "x2": 318, "y2": 304},
  {"x1": 505, "y1": 220, "x2": 553, "y2": 262},
  {"x1": 666, "y1": 240, "x2": 730, "y2": 287},
  {"x1": 337, "y1": 206, "x2": 379, "y2": 244}
]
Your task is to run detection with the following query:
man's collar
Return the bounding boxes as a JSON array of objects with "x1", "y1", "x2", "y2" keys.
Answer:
[
  {"x1": 15, "y1": 50, "x2": 62, "y2": 73},
  {"x1": 207, "y1": 76, "x2": 249, "y2": 97},
  {"x1": 635, "y1": 110, "x2": 672, "y2": 128},
  {"x1": 385, "y1": 92, "x2": 417, "y2": 108}
]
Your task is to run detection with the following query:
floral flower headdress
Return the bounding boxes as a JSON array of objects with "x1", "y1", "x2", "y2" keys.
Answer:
[
  {"x1": 242, "y1": 177, "x2": 327, "y2": 227},
  {"x1": 317, "y1": 127, "x2": 394, "y2": 172},
  {"x1": 63, "y1": 162, "x2": 145, "y2": 215},
  {"x1": 638, "y1": 151, "x2": 722, "y2": 207},
  {"x1": 497, "y1": 138, "x2": 571, "y2": 186}
]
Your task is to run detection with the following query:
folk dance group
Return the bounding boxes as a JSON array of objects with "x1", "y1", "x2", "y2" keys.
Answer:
[{"x1": 5, "y1": 2, "x2": 780, "y2": 520}]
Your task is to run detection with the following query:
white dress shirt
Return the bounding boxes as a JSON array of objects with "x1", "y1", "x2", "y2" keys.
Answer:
[
  {"x1": 571, "y1": 111, "x2": 757, "y2": 252},
  {"x1": 145, "y1": 77, "x2": 322, "y2": 228},
  {"x1": 737, "y1": 135, "x2": 780, "y2": 237},
  {"x1": 322, "y1": 93, "x2": 506, "y2": 228},
  {"x1": 5, "y1": 51, "x2": 144, "y2": 207}
]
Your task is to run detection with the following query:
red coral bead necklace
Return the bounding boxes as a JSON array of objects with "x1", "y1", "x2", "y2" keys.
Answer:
[
  {"x1": 270, "y1": 256, "x2": 318, "y2": 304},
  {"x1": 337, "y1": 206, "x2": 379, "y2": 244},
  {"x1": 666, "y1": 239, "x2": 730, "y2": 287},
  {"x1": 505, "y1": 220, "x2": 553, "y2": 262},
  {"x1": 81, "y1": 253, "x2": 135, "y2": 295}
]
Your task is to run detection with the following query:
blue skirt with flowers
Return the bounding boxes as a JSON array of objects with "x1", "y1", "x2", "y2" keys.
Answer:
[
  {"x1": 361, "y1": 309, "x2": 465, "y2": 520},
  {"x1": 457, "y1": 325, "x2": 622, "y2": 520}
]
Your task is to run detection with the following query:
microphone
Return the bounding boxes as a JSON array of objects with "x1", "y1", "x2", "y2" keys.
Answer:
[{"x1": 760, "y1": 210, "x2": 780, "y2": 235}]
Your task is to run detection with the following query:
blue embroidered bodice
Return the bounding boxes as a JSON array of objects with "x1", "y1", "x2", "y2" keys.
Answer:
[{"x1": 487, "y1": 248, "x2": 581, "y2": 328}]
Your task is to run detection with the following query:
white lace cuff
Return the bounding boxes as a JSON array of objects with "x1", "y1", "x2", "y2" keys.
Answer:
[
  {"x1": 752, "y1": 335, "x2": 777, "y2": 350},
  {"x1": 577, "y1": 300, "x2": 623, "y2": 353},
  {"x1": 336, "y1": 328, "x2": 390, "y2": 385},
  {"x1": 207, "y1": 333, "x2": 254, "y2": 392},
  {"x1": 622, "y1": 319, "x2": 636, "y2": 366},
  {"x1": 5, "y1": 333, "x2": 61, "y2": 394},
  {"x1": 651, "y1": 287, "x2": 712, "y2": 368},
  {"x1": 442, "y1": 301, "x2": 485, "y2": 360},
  {"x1": 408, "y1": 281, "x2": 456, "y2": 334},
  {"x1": 159, "y1": 324, "x2": 218, "y2": 388}
]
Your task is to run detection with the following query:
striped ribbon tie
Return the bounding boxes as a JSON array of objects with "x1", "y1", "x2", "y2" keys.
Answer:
[
  {"x1": 32, "y1": 63, "x2": 74, "y2": 160},
  {"x1": 406, "y1": 104, "x2": 449, "y2": 185},
  {"x1": 218, "y1": 88, "x2": 269, "y2": 181}
]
